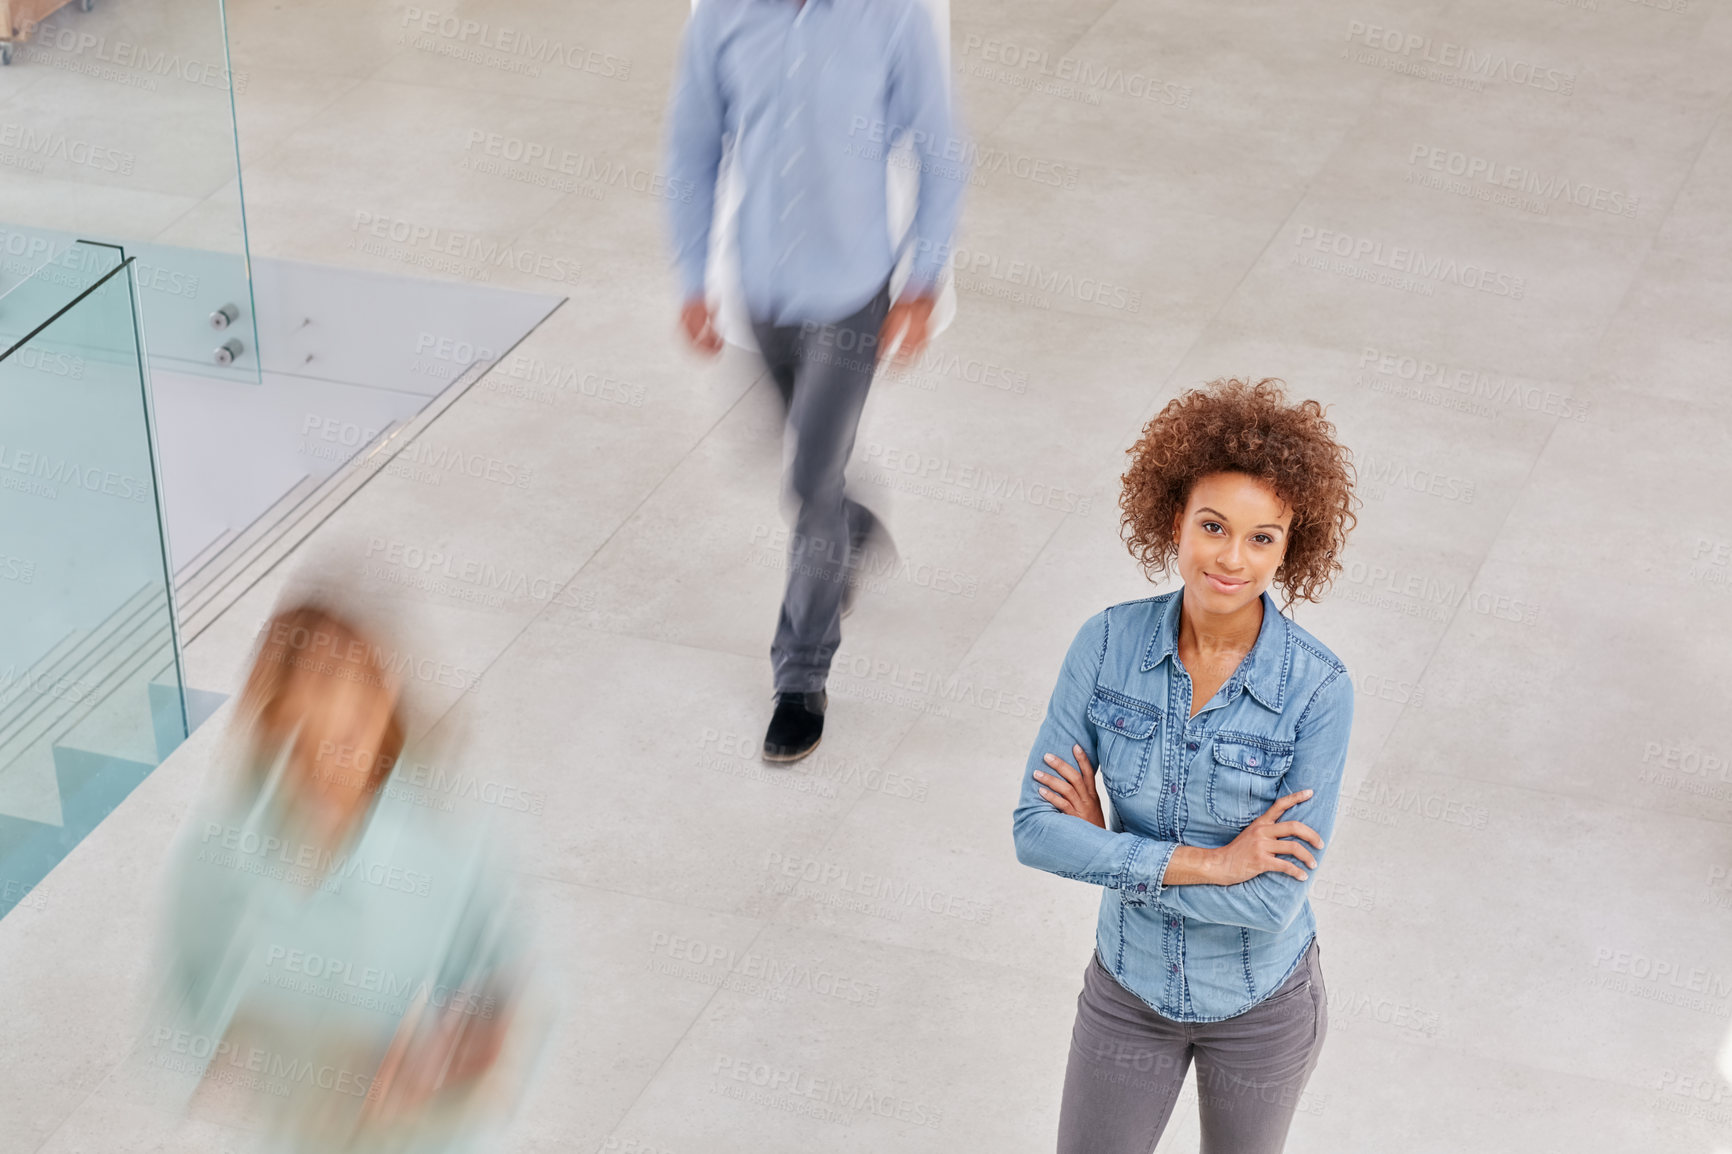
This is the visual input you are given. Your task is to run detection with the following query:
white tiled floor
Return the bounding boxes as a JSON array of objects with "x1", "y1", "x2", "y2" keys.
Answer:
[{"x1": 2, "y1": 1, "x2": 1731, "y2": 1151}]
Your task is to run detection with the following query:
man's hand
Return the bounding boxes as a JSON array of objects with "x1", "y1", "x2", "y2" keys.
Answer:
[
  {"x1": 1034, "y1": 744, "x2": 1106, "y2": 829},
  {"x1": 879, "y1": 293, "x2": 935, "y2": 367},
  {"x1": 1209, "y1": 791, "x2": 1324, "y2": 885},
  {"x1": 680, "y1": 297, "x2": 723, "y2": 357}
]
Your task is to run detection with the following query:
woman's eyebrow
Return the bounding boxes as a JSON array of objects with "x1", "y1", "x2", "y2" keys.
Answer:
[{"x1": 1195, "y1": 506, "x2": 1285, "y2": 531}]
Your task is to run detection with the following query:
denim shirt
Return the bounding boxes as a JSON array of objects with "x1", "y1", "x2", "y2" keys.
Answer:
[{"x1": 1013, "y1": 587, "x2": 1354, "y2": 1022}]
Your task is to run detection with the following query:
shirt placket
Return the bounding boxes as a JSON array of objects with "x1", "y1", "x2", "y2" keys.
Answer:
[
  {"x1": 772, "y1": 3, "x2": 811, "y2": 317},
  {"x1": 1160, "y1": 666, "x2": 1195, "y2": 995}
]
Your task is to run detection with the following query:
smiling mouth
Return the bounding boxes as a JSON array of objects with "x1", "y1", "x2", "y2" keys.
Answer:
[{"x1": 1206, "y1": 573, "x2": 1246, "y2": 587}]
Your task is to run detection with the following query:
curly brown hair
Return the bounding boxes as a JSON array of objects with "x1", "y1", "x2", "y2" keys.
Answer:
[{"x1": 1119, "y1": 377, "x2": 1357, "y2": 606}]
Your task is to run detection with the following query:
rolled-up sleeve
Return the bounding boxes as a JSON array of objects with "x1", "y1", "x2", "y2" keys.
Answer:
[
  {"x1": 884, "y1": 3, "x2": 968, "y2": 298},
  {"x1": 665, "y1": 3, "x2": 725, "y2": 301},
  {"x1": 1147, "y1": 670, "x2": 1355, "y2": 933},
  {"x1": 1013, "y1": 611, "x2": 1182, "y2": 898}
]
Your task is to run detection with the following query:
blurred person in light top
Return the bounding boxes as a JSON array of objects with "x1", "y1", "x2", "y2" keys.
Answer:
[
  {"x1": 153, "y1": 600, "x2": 546, "y2": 1154},
  {"x1": 665, "y1": 0, "x2": 970, "y2": 763},
  {"x1": 1013, "y1": 379, "x2": 1360, "y2": 1154}
]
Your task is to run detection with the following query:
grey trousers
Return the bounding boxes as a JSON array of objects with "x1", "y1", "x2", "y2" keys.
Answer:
[
  {"x1": 749, "y1": 280, "x2": 894, "y2": 694},
  {"x1": 1057, "y1": 937, "x2": 1328, "y2": 1154}
]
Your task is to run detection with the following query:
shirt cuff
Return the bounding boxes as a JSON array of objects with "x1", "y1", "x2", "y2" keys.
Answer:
[{"x1": 1122, "y1": 838, "x2": 1179, "y2": 907}]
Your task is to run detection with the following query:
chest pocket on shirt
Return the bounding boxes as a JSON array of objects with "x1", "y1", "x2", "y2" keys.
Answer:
[
  {"x1": 1085, "y1": 689, "x2": 1161, "y2": 799},
  {"x1": 1207, "y1": 732, "x2": 1295, "y2": 826}
]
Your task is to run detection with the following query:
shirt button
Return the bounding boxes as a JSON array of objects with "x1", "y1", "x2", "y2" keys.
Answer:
[
  {"x1": 1186, "y1": 741, "x2": 1198, "y2": 751},
  {"x1": 1170, "y1": 963, "x2": 1179, "y2": 973},
  {"x1": 1114, "y1": 716, "x2": 1125, "y2": 727},
  {"x1": 1168, "y1": 920, "x2": 1178, "y2": 929},
  {"x1": 1136, "y1": 883, "x2": 1147, "y2": 892},
  {"x1": 1169, "y1": 785, "x2": 1177, "y2": 794}
]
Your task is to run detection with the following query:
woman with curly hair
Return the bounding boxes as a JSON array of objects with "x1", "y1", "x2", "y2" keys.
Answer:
[{"x1": 1012, "y1": 377, "x2": 1359, "y2": 1153}]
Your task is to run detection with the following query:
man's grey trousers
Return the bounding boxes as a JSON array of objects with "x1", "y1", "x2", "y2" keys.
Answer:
[{"x1": 750, "y1": 279, "x2": 894, "y2": 694}]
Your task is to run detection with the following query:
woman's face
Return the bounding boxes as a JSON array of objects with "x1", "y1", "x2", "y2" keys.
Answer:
[
  {"x1": 1171, "y1": 471, "x2": 1293, "y2": 615},
  {"x1": 277, "y1": 658, "x2": 397, "y2": 840}
]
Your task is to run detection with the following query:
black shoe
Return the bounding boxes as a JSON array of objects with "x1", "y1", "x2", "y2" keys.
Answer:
[
  {"x1": 841, "y1": 507, "x2": 896, "y2": 620},
  {"x1": 764, "y1": 690, "x2": 827, "y2": 763}
]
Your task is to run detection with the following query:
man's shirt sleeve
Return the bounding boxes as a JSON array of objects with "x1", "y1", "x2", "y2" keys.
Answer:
[
  {"x1": 665, "y1": 4, "x2": 726, "y2": 301},
  {"x1": 885, "y1": 4, "x2": 968, "y2": 298}
]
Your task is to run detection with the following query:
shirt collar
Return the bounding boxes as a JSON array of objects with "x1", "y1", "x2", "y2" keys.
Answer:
[{"x1": 1142, "y1": 586, "x2": 1291, "y2": 711}]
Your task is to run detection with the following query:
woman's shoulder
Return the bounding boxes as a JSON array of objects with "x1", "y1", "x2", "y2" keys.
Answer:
[
  {"x1": 1094, "y1": 590, "x2": 1179, "y2": 632},
  {"x1": 1281, "y1": 613, "x2": 1349, "y2": 682}
]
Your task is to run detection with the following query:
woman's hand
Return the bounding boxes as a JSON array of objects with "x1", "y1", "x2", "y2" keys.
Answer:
[
  {"x1": 1034, "y1": 744, "x2": 1106, "y2": 829},
  {"x1": 1210, "y1": 791, "x2": 1324, "y2": 885},
  {"x1": 365, "y1": 987, "x2": 508, "y2": 1125}
]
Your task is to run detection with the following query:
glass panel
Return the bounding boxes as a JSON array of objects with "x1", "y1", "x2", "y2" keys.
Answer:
[
  {"x1": 0, "y1": 0, "x2": 258, "y2": 383},
  {"x1": 0, "y1": 241, "x2": 185, "y2": 919}
]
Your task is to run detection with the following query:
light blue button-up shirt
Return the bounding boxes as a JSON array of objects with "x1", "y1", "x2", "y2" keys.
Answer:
[
  {"x1": 1013, "y1": 588, "x2": 1356, "y2": 1022},
  {"x1": 665, "y1": 0, "x2": 969, "y2": 326}
]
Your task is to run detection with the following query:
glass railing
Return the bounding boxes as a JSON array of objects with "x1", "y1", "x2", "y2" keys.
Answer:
[
  {"x1": 0, "y1": 0, "x2": 259, "y2": 383},
  {"x1": 0, "y1": 240, "x2": 186, "y2": 919}
]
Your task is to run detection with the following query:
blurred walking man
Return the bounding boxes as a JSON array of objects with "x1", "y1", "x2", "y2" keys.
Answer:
[{"x1": 665, "y1": 0, "x2": 968, "y2": 762}]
